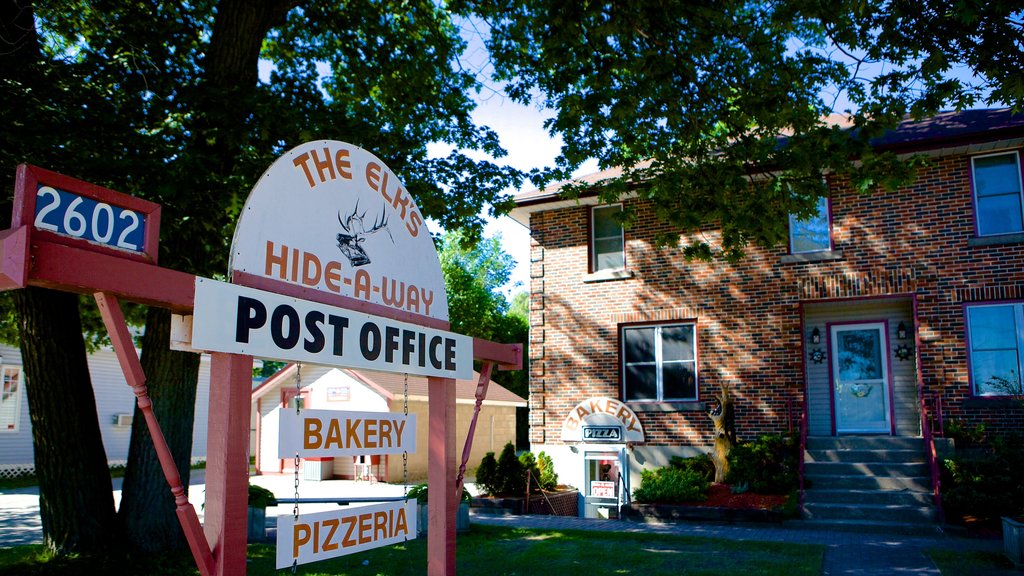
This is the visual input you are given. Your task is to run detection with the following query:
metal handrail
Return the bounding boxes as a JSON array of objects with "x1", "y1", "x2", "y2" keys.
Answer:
[
  {"x1": 798, "y1": 400, "x2": 808, "y2": 517},
  {"x1": 920, "y1": 395, "x2": 944, "y2": 521}
]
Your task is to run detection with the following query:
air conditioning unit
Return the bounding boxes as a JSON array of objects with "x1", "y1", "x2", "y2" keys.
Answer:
[{"x1": 113, "y1": 413, "x2": 133, "y2": 427}]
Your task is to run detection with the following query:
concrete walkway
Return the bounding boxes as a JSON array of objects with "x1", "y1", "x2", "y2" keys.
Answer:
[{"x1": 0, "y1": 473, "x2": 1004, "y2": 575}]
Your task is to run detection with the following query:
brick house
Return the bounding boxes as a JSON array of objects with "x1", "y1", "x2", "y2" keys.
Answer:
[{"x1": 510, "y1": 108, "x2": 1024, "y2": 522}]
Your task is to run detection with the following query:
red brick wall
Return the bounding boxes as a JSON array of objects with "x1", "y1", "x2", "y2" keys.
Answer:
[{"x1": 527, "y1": 150, "x2": 1024, "y2": 446}]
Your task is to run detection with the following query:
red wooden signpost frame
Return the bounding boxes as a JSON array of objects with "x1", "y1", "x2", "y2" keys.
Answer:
[{"x1": 0, "y1": 164, "x2": 521, "y2": 576}]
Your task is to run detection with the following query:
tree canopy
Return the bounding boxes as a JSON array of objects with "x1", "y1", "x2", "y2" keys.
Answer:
[
  {"x1": 456, "y1": 0, "x2": 1024, "y2": 259},
  {"x1": 0, "y1": 0, "x2": 524, "y2": 557}
]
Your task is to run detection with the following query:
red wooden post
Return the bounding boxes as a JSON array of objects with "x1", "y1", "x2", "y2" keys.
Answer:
[
  {"x1": 428, "y1": 377, "x2": 456, "y2": 575},
  {"x1": 204, "y1": 353, "x2": 253, "y2": 576},
  {"x1": 94, "y1": 292, "x2": 214, "y2": 575}
]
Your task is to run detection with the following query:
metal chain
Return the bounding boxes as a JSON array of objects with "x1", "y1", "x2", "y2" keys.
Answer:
[
  {"x1": 402, "y1": 372, "x2": 409, "y2": 543},
  {"x1": 291, "y1": 362, "x2": 302, "y2": 575},
  {"x1": 402, "y1": 372, "x2": 409, "y2": 498}
]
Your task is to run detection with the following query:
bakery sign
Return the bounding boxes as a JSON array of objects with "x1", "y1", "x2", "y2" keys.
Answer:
[{"x1": 561, "y1": 397, "x2": 645, "y2": 443}]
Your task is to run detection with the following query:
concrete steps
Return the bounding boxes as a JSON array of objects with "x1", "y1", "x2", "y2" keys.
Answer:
[{"x1": 801, "y1": 436, "x2": 938, "y2": 532}]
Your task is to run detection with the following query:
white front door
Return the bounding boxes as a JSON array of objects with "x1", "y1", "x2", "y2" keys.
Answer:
[
  {"x1": 583, "y1": 451, "x2": 621, "y2": 519},
  {"x1": 831, "y1": 323, "x2": 892, "y2": 434}
]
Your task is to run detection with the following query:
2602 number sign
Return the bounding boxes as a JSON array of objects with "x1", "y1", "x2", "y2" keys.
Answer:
[
  {"x1": 14, "y1": 164, "x2": 161, "y2": 263},
  {"x1": 34, "y1": 186, "x2": 144, "y2": 251}
]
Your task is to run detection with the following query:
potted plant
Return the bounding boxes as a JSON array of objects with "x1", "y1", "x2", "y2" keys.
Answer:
[
  {"x1": 1003, "y1": 516, "x2": 1024, "y2": 568},
  {"x1": 406, "y1": 483, "x2": 472, "y2": 537},
  {"x1": 247, "y1": 484, "x2": 277, "y2": 542}
]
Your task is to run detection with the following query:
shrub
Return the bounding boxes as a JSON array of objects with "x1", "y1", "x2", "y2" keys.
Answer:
[
  {"x1": 405, "y1": 482, "x2": 472, "y2": 503},
  {"x1": 494, "y1": 442, "x2": 526, "y2": 496},
  {"x1": 669, "y1": 453, "x2": 715, "y2": 483},
  {"x1": 475, "y1": 451, "x2": 498, "y2": 495},
  {"x1": 941, "y1": 432, "x2": 1024, "y2": 522},
  {"x1": 725, "y1": 433, "x2": 799, "y2": 494},
  {"x1": 248, "y1": 484, "x2": 277, "y2": 508},
  {"x1": 537, "y1": 451, "x2": 558, "y2": 490},
  {"x1": 632, "y1": 467, "x2": 708, "y2": 504}
]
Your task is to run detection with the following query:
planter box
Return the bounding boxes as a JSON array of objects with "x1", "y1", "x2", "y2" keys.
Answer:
[
  {"x1": 472, "y1": 490, "x2": 580, "y2": 517},
  {"x1": 248, "y1": 506, "x2": 267, "y2": 542},
  {"x1": 623, "y1": 503, "x2": 785, "y2": 524},
  {"x1": 1003, "y1": 517, "x2": 1024, "y2": 568},
  {"x1": 417, "y1": 502, "x2": 470, "y2": 537}
]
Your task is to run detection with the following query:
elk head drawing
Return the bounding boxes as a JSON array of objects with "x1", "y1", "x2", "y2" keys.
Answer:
[{"x1": 336, "y1": 201, "x2": 393, "y2": 267}]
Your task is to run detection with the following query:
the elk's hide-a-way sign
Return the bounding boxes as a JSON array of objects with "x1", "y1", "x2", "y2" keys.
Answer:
[
  {"x1": 190, "y1": 140, "x2": 473, "y2": 378},
  {"x1": 229, "y1": 140, "x2": 448, "y2": 322}
]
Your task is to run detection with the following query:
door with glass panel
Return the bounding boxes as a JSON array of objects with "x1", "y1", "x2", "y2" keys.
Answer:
[{"x1": 830, "y1": 322, "x2": 892, "y2": 434}]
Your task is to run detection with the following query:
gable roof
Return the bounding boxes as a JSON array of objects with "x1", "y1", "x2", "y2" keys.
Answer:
[
  {"x1": 251, "y1": 363, "x2": 527, "y2": 407},
  {"x1": 510, "y1": 108, "x2": 1024, "y2": 225}
]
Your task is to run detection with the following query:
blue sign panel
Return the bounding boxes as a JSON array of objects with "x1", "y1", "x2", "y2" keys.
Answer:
[{"x1": 33, "y1": 185, "x2": 146, "y2": 252}]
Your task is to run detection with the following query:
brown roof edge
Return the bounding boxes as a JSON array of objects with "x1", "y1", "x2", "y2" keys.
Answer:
[{"x1": 511, "y1": 108, "x2": 1024, "y2": 207}]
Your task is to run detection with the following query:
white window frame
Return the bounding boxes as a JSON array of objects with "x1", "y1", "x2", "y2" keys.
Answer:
[
  {"x1": 789, "y1": 196, "x2": 832, "y2": 254},
  {"x1": 591, "y1": 204, "x2": 625, "y2": 273},
  {"x1": 0, "y1": 365, "x2": 23, "y2": 433},
  {"x1": 971, "y1": 151, "x2": 1024, "y2": 237},
  {"x1": 966, "y1": 303, "x2": 1024, "y2": 397},
  {"x1": 620, "y1": 323, "x2": 699, "y2": 402}
]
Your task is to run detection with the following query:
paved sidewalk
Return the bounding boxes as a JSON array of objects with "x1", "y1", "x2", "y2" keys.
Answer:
[{"x1": 1, "y1": 474, "x2": 1004, "y2": 575}]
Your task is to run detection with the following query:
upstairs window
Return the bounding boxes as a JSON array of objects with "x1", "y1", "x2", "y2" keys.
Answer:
[
  {"x1": 972, "y1": 151, "x2": 1024, "y2": 237},
  {"x1": 966, "y1": 303, "x2": 1023, "y2": 397},
  {"x1": 0, "y1": 366, "x2": 22, "y2": 432},
  {"x1": 621, "y1": 323, "x2": 698, "y2": 402},
  {"x1": 789, "y1": 196, "x2": 832, "y2": 253},
  {"x1": 591, "y1": 205, "x2": 625, "y2": 272}
]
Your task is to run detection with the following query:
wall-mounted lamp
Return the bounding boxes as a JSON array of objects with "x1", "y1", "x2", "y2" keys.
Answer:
[
  {"x1": 810, "y1": 327, "x2": 821, "y2": 345},
  {"x1": 897, "y1": 322, "x2": 908, "y2": 340}
]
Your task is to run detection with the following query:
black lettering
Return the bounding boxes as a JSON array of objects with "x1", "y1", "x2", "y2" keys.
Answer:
[
  {"x1": 417, "y1": 332, "x2": 426, "y2": 367},
  {"x1": 270, "y1": 305, "x2": 300, "y2": 349},
  {"x1": 303, "y1": 311, "x2": 325, "y2": 353},
  {"x1": 402, "y1": 330, "x2": 416, "y2": 365},
  {"x1": 236, "y1": 296, "x2": 267, "y2": 343},
  {"x1": 328, "y1": 315, "x2": 349, "y2": 356},
  {"x1": 444, "y1": 337, "x2": 457, "y2": 371},
  {"x1": 361, "y1": 323, "x2": 381, "y2": 360},
  {"x1": 428, "y1": 335, "x2": 443, "y2": 369},
  {"x1": 384, "y1": 326, "x2": 400, "y2": 363}
]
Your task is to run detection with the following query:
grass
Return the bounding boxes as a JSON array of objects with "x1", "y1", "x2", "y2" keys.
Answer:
[
  {"x1": 0, "y1": 525, "x2": 823, "y2": 576},
  {"x1": 928, "y1": 549, "x2": 1017, "y2": 575}
]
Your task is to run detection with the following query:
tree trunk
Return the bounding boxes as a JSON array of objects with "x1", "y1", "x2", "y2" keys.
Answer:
[
  {"x1": 119, "y1": 306, "x2": 200, "y2": 552},
  {"x1": 116, "y1": 0, "x2": 294, "y2": 552},
  {"x1": 708, "y1": 383, "x2": 735, "y2": 483},
  {"x1": 15, "y1": 287, "x2": 122, "y2": 556}
]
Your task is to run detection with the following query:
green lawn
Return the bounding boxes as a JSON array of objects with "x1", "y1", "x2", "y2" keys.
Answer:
[
  {"x1": 0, "y1": 525, "x2": 822, "y2": 576},
  {"x1": 928, "y1": 549, "x2": 1017, "y2": 575}
]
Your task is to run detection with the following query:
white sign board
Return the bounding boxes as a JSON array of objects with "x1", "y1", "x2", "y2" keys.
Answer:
[
  {"x1": 590, "y1": 481, "x2": 616, "y2": 498},
  {"x1": 191, "y1": 278, "x2": 472, "y2": 379},
  {"x1": 276, "y1": 501, "x2": 416, "y2": 569},
  {"x1": 230, "y1": 140, "x2": 448, "y2": 321},
  {"x1": 279, "y1": 409, "x2": 415, "y2": 457}
]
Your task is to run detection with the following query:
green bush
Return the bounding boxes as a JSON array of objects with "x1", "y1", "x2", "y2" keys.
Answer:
[
  {"x1": 669, "y1": 453, "x2": 716, "y2": 483},
  {"x1": 248, "y1": 484, "x2": 277, "y2": 508},
  {"x1": 725, "y1": 433, "x2": 799, "y2": 494},
  {"x1": 632, "y1": 467, "x2": 708, "y2": 504},
  {"x1": 941, "y1": 432, "x2": 1024, "y2": 522},
  {"x1": 537, "y1": 451, "x2": 559, "y2": 490},
  {"x1": 405, "y1": 482, "x2": 472, "y2": 503},
  {"x1": 475, "y1": 451, "x2": 498, "y2": 495},
  {"x1": 495, "y1": 442, "x2": 526, "y2": 495},
  {"x1": 475, "y1": 443, "x2": 561, "y2": 496}
]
